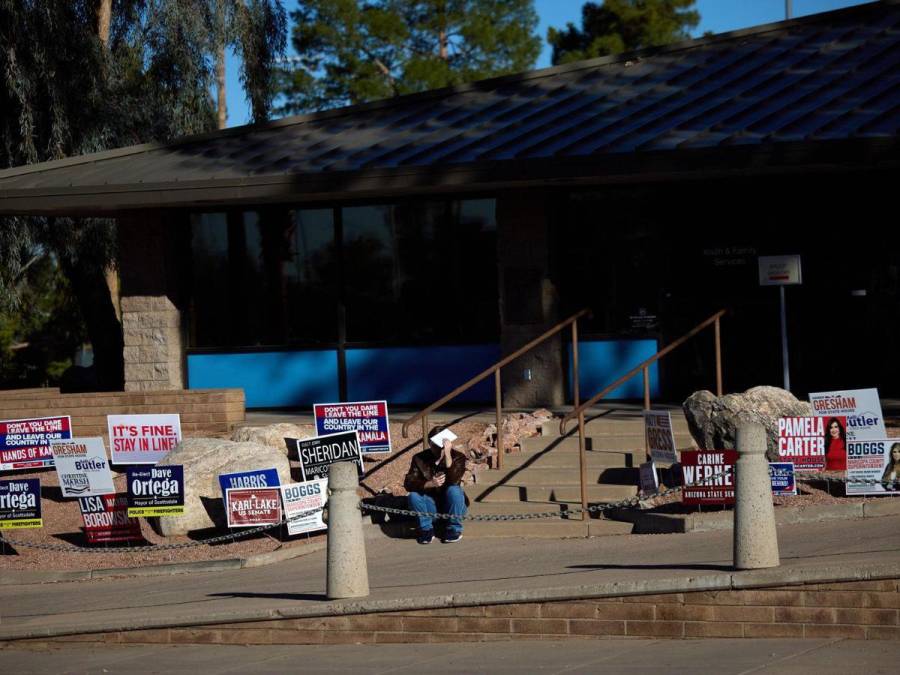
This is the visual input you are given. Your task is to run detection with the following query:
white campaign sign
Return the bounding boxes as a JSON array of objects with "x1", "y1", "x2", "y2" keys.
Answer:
[
  {"x1": 280, "y1": 479, "x2": 328, "y2": 536},
  {"x1": 808, "y1": 388, "x2": 885, "y2": 442},
  {"x1": 50, "y1": 437, "x2": 115, "y2": 498},
  {"x1": 639, "y1": 462, "x2": 659, "y2": 496},
  {"x1": 847, "y1": 439, "x2": 900, "y2": 496},
  {"x1": 644, "y1": 410, "x2": 678, "y2": 465},
  {"x1": 107, "y1": 414, "x2": 182, "y2": 465}
]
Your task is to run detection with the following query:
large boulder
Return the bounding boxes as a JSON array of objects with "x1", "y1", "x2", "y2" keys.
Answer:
[
  {"x1": 683, "y1": 386, "x2": 814, "y2": 461},
  {"x1": 156, "y1": 437, "x2": 292, "y2": 536},
  {"x1": 230, "y1": 423, "x2": 316, "y2": 458}
]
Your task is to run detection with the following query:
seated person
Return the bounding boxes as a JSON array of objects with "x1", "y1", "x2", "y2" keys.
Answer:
[{"x1": 404, "y1": 435, "x2": 467, "y2": 544}]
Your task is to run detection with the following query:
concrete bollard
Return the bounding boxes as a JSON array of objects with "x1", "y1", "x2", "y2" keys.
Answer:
[
  {"x1": 733, "y1": 423, "x2": 780, "y2": 570},
  {"x1": 326, "y1": 461, "x2": 370, "y2": 599}
]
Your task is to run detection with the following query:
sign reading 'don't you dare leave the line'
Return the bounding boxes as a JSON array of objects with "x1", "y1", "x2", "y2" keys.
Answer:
[
  {"x1": 0, "y1": 416, "x2": 71, "y2": 471},
  {"x1": 314, "y1": 401, "x2": 391, "y2": 455}
]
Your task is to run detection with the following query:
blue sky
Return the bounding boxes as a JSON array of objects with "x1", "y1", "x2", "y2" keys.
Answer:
[{"x1": 223, "y1": 0, "x2": 872, "y2": 127}]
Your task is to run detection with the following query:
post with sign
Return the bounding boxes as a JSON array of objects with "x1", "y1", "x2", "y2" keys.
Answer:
[{"x1": 758, "y1": 255, "x2": 802, "y2": 392}]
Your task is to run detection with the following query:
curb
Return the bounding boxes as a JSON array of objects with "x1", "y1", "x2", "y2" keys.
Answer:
[
  {"x1": 608, "y1": 498, "x2": 900, "y2": 534},
  {"x1": 3, "y1": 560, "x2": 900, "y2": 642},
  {"x1": 0, "y1": 540, "x2": 327, "y2": 586}
]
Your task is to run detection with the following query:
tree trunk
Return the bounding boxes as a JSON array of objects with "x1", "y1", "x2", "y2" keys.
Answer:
[
  {"x1": 60, "y1": 255, "x2": 124, "y2": 391},
  {"x1": 96, "y1": 0, "x2": 112, "y2": 45},
  {"x1": 217, "y1": 42, "x2": 227, "y2": 129}
]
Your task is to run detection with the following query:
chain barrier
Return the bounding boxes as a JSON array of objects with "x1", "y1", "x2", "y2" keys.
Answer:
[
  {"x1": 2, "y1": 472, "x2": 897, "y2": 553},
  {"x1": 0, "y1": 505, "x2": 326, "y2": 554}
]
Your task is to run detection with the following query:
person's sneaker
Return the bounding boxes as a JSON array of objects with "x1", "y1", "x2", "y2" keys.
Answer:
[
  {"x1": 443, "y1": 531, "x2": 463, "y2": 544},
  {"x1": 416, "y1": 530, "x2": 434, "y2": 545}
]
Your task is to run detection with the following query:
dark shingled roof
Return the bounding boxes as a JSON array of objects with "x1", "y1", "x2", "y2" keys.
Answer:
[{"x1": 1, "y1": 0, "x2": 899, "y2": 215}]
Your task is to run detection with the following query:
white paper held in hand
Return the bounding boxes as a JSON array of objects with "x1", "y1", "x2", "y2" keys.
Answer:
[{"x1": 430, "y1": 429, "x2": 457, "y2": 448}]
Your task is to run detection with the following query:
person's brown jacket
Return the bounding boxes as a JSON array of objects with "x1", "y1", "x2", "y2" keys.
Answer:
[{"x1": 404, "y1": 447, "x2": 467, "y2": 496}]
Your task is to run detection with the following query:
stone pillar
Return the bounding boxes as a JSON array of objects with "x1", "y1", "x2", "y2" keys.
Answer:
[
  {"x1": 496, "y1": 191, "x2": 564, "y2": 408},
  {"x1": 121, "y1": 296, "x2": 184, "y2": 391},
  {"x1": 326, "y1": 461, "x2": 369, "y2": 599},
  {"x1": 733, "y1": 422, "x2": 780, "y2": 570},
  {"x1": 118, "y1": 212, "x2": 187, "y2": 391}
]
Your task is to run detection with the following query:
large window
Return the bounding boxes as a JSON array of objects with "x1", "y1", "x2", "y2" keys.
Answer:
[{"x1": 188, "y1": 198, "x2": 497, "y2": 349}]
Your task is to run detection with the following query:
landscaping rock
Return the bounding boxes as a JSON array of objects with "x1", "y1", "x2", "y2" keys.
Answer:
[
  {"x1": 156, "y1": 438, "x2": 292, "y2": 536},
  {"x1": 683, "y1": 386, "x2": 813, "y2": 461},
  {"x1": 231, "y1": 423, "x2": 316, "y2": 458}
]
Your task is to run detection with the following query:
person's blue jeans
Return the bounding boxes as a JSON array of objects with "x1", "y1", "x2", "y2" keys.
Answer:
[{"x1": 408, "y1": 485, "x2": 466, "y2": 535}]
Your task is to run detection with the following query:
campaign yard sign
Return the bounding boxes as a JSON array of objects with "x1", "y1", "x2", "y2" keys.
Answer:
[
  {"x1": 49, "y1": 437, "x2": 115, "y2": 498},
  {"x1": 644, "y1": 410, "x2": 678, "y2": 465},
  {"x1": 847, "y1": 440, "x2": 900, "y2": 496},
  {"x1": 108, "y1": 414, "x2": 182, "y2": 465},
  {"x1": 0, "y1": 479, "x2": 42, "y2": 529},
  {"x1": 78, "y1": 494, "x2": 143, "y2": 544},
  {"x1": 281, "y1": 479, "x2": 328, "y2": 536},
  {"x1": 681, "y1": 450, "x2": 736, "y2": 506},
  {"x1": 226, "y1": 487, "x2": 282, "y2": 528},
  {"x1": 218, "y1": 468, "x2": 281, "y2": 504},
  {"x1": 769, "y1": 462, "x2": 797, "y2": 497},
  {"x1": 314, "y1": 401, "x2": 391, "y2": 455},
  {"x1": 0, "y1": 415, "x2": 71, "y2": 471},
  {"x1": 297, "y1": 431, "x2": 364, "y2": 481},
  {"x1": 809, "y1": 388, "x2": 886, "y2": 442},
  {"x1": 639, "y1": 462, "x2": 659, "y2": 496},
  {"x1": 127, "y1": 466, "x2": 184, "y2": 517},
  {"x1": 777, "y1": 417, "x2": 846, "y2": 471}
]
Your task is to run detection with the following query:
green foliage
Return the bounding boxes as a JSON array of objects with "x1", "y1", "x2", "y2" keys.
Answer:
[
  {"x1": 0, "y1": 252, "x2": 87, "y2": 388},
  {"x1": 548, "y1": 0, "x2": 700, "y2": 65},
  {"x1": 277, "y1": 0, "x2": 542, "y2": 113}
]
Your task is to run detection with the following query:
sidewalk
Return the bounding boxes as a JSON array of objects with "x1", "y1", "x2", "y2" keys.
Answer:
[{"x1": 3, "y1": 515, "x2": 900, "y2": 641}]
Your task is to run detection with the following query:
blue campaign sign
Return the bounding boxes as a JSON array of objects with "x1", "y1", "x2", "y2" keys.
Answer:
[
  {"x1": 769, "y1": 462, "x2": 797, "y2": 496},
  {"x1": 0, "y1": 478, "x2": 42, "y2": 529},
  {"x1": 313, "y1": 401, "x2": 392, "y2": 455},
  {"x1": 218, "y1": 468, "x2": 280, "y2": 502}
]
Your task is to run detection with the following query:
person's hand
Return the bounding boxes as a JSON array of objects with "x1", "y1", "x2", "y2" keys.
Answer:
[
  {"x1": 442, "y1": 439, "x2": 453, "y2": 464},
  {"x1": 427, "y1": 473, "x2": 446, "y2": 489}
]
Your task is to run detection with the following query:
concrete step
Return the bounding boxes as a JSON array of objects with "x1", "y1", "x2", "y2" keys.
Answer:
[
  {"x1": 475, "y1": 483, "x2": 637, "y2": 504},
  {"x1": 540, "y1": 418, "x2": 692, "y2": 439},
  {"x1": 499, "y1": 449, "x2": 644, "y2": 469},
  {"x1": 519, "y1": 436, "x2": 693, "y2": 454},
  {"x1": 473, "y1": 466, "x2": 639, "y2": 488}
]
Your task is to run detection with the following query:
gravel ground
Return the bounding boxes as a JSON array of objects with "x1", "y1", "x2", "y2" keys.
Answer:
[{"x1": 3, "y1": 417, "x2": 898, "y2": 571}]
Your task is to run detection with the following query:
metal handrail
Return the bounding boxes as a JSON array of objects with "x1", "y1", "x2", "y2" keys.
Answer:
[
  {"x1": 560, "y1": 309, "x2": 727, "y2": 436},
  {"x1": 401, "y1": 308, "x2": 592, "y2": 472}
]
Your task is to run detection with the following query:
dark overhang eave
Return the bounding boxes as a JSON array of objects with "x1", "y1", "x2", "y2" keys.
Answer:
[{"x1": 0, "y1": 137, "x2": 896, "y2": 217}]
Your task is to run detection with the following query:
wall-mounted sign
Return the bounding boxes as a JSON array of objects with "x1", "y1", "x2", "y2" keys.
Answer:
[
  {"x1": 108, "y1": 414, "x2": 182, "y2": 465},
  {"x1": 314, "y1": 401, "x2": 391, "y2": 455},
  {"x1": 758, "y1": 255, "x2": 802, "y2": 286},
  {"x1": 0, "y1": 479, "x2": 42, "y2": 529},
  {"x1": 50, "y1": 437, "x2": 115, "y2": 498},
  {"x1": 0, "y1": 416, "x2": 71, "y2": 471}
]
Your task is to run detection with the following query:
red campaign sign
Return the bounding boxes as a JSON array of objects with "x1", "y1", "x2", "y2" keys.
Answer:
[
  {"x1": 0, "y1": 416, "x2": 72, "y2": 470},
  {"x1": 78, "y1": 494, "x2": 143, "y2": 544},
  {"x1": 681, "y1": 450, "x2": 736, "y2": 506},
  {"x1": 778, "y1": 416, "x2": 846, "y2": 471},
  {"x1": 226, "y1": 487, "x2": 282, "y2": 528}
]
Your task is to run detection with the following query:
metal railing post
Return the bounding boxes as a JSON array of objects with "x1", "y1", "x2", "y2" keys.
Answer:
[
  {"x1": 642, "y1": 367, "x2": 651, "y2": 411},
  {"x1": 573, "y1": 320, "x2": 587, "y2": 521},
  {"x1": 495, "y1": 369, "x2": 503, "y2": 470},
  {"x1": 715, "y1": 316, "x2": 723, "y2": 396}
]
